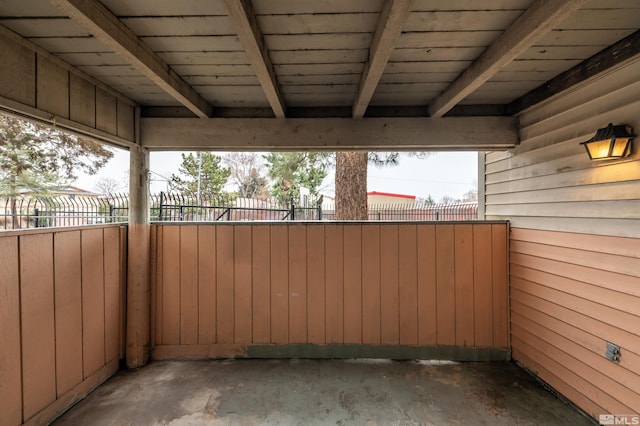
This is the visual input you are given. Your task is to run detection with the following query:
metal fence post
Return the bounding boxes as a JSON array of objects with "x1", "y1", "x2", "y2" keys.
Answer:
[
  {"x1": 158, "y1": 191, "x2": 164, "y2": 221},
  {"x1": 34, "y1": 208, "x2": 39, "y2": 228},
  {"x1": 290, "y1": 197, "x2": 295, "y2": 221},
  {"x1": 317, "y1": 198, "x2": 323, "y2": 221}
]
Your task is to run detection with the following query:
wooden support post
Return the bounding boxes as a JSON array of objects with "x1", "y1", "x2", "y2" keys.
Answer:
[{"x1": 126, "y1": 143, "x2": 150, "y2": 368}]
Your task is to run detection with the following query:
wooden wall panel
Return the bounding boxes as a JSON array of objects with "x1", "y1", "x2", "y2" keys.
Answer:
[
  {"x1": 417, "y1": 225, "x2": 437, "y2": 345},
  {"x1": 216, "y1": 226, "x2": 235, "y2": 344},
  {"x1": 81, "y1": 229, "x2": 106, "y2": 378},
  {"x1": 0, "y1": 31, "x2": 136, "y2": 146},
  {"x1": 54, "y1": 231, "x2": 83, "y2": 396},
  {"x1": 198, "y1": 226, "x2": 216, "y2": 344},
  {"x1": 0, "y1": 236, "x2": 22, "y2": 425},
  {"x1": 252, "y1": 226, "x2": 271, "y2": 344},
  {"x1": 180, "y1": 226, "x2": 198, "y2": 345},
  {"x1": 152, "y1": 223, "x2": 509, "y2": 358},
  {"x1": 306, "y1": 226, "x2": 325, "y2": 344},
  {"x1": 20, "y1": 233, "x2": 56, "y2": 420},
  {"x1": 0, "y1": 226, "x2": 126, "y2": 426},
  {"x1": 343, "y1": 225, "x2": 362, "y2": 344}
]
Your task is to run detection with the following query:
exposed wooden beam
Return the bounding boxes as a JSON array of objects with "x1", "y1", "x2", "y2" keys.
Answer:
[
  {"x1": 428, "y1": 0, "x2": 587, "y2": 118},
  {"x1": 223, "y1": 0, "x2": 286, "y2": 118},
  {"x1": 141, "y1": 117, "x2": 518, "y2": 151},
  {"x1": 352, "y1": 0, "x2": 413, "y2": 118},
  {"x1": 508, "y1": 29, "x2": 640, "y2": 115},
  {"x1": 50, "y1": 0, "x2": 213, "y2": 118}
]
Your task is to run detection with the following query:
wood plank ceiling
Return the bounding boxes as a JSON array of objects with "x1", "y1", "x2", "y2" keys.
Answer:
[{"x1": 0, "y1": 0, "x2": 638, "y2": 118}]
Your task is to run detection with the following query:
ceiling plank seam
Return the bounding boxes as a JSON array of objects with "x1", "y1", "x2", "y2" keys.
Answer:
[
  {"x1": 428, "y1": 0, "x2": 588, "y2": 118},
  {"x1": 49, "y1": 0, "x2": 213, "y2": 118},
  {"x1": 352, "y1": 0, "x2": 413, "y2": 119},
  {"x1": 223, "y1": 0, "x2": 286, "y2": 118}
]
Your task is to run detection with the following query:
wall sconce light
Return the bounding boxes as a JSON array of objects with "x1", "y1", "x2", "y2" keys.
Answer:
[{"x1": 580, "y1": 123, "x2": 634, "y2": 160}]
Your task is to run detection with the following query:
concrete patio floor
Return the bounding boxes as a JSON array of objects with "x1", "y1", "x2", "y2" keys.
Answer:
[{"x1": 53, "y1": 359, "x2": 593, "y2": 425}]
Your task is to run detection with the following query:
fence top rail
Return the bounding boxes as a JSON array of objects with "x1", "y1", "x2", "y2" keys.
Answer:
[
  {"x1": 151, "y1": 220, "x2": 508, "y2": 226},
  {"x1": 0, "y1": 223, "x2": 126, "y2": 237}
]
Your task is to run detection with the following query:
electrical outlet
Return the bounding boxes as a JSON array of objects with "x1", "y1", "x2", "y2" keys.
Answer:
[{"x1": 605, "y1": 342, "x2": 620, "y2": 362}]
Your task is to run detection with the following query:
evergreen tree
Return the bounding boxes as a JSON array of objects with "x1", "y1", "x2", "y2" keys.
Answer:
[
  {"x1": 263, "y1": 152, "x2": 328, "y2": 204},
  {"x1": 169, "y1": 152, "x2": 231, "y2": 200}
]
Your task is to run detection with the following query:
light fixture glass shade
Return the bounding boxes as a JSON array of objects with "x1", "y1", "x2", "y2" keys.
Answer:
[{"x1": 580, "y1": 123, "x2": 633, "y2": 160}]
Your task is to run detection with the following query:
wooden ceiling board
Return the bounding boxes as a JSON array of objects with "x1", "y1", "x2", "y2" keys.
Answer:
[
  {"x1": 157, "y1": 51, "x2": 250, "y2": 66},
  {"x1": 518, "y1": 45, "x2": 611, "y2": 60},
  {"x1": 28, "y1": 36, "x2": 112, "y2": 53},
  {"x1": 184, "y1": 75, "x2": 260, "y2": 85},
  {"x1": 411, "y1": 0, "x2": 533, "y2": 10},
  {"x1": 535, "y1": 29, "x2": 636, "y2": 46},
  {"x1": 140, "y1": 36, "x2": 244, "y2": 52},
  {"x1": 56, "y1": 52, "x2": 129, "y2": 66},
  {"x1": 275, "y1": 63, "x2": 366, "y2": 76},
  {"x1": 405, "y1": 10, "x2": 524, "y2": 32},
  {"x1": 385, "y1": 61, "x2": 472, "y2": 74},
  {"x1": 76, "y1": 64, "x2": 146, "y2": 77},
  {"x1": 0, "y1": 0, "x2": 66, "y2": 17},
  {"x1": 279, "y1": 74, "x2": 362, "y2": 86},
  {"x1": 379, "y1": 72, "x2": 462, "y2": 84},
  {"x1": 270, "y1": 49, "x2": 369, "y2": 65},
  {"x1": 557, "y1": 8, "x2": 640, "y2": 30},
  {"x1": 0, "y1": 17, "x2": 89, "y2": 37},
  {"x1": 397, "y1": 31, "x2": 503, "y2": 48},
  {"x1": 98, "y1": 0, "x2": 229, "y2": 17},
  {"x1": 252, "y1": 0, "x2": 384, "y2": 15},
  {"x1": 369, "y1": 91, "x2": 440, "y2": 106},
  {"x1": 265, "y1": 34, "x2": 373, "y2": 51},
  {"x1": 119, "y1": 17, "x2": 236, "y2": 37},
  {"x1": 390, "y1": 47, "x2": 485, "y2": 62},
  {"x1": 257, "y1": 13, "x2": 380, "y2": 35},
  {"x1": 170, "y1": 64, "x2": 255, "y2": 76}
]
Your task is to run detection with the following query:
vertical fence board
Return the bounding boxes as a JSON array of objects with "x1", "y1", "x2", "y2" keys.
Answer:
[
  {"x1": 53, "y1": 231, "x2": 83, "y2": 396},
  {"x1": 161, "y1": 226, "x2": 181, "y2": 344},
  {"x1": 307, "y1": 225, "x2": 326, "y2": 344},
  {"x1": 417, "y1": 225, "x2": 437, "y2": 345},
  {"x1": 343, "y1": 225, "x2": 362, "y2": 344},
  {"x1": 153, "y1": 226, "x2": 163, "y2": 346},
  {"x1": 399, "y1": 225, "x2": 418, "y2": 345},
  {"x1": 436, "y1": 225, "x2": 456, "y2": 345},
  {"x1": 20, "y1": 233, "x2": 56, "y2": 420},
  {"x1": 288, "y1": 226, "x2": 307, "y2": 343},
  {"x1": 252, "y1": 226, "x2": 271, "y2": 343},
  {"x1": 216, "y1": 226, "x2": 235, "y2": 344},
  {"x1": 104, "y1": 227, "x2": 120, "y2": 362},
  {"x1": 234, "y1": 226, "x2": 253, "y2": 344},
  {"x1": 0, "y1": 236, "x2": 22, "y2": 425},
  {"x1": 362, "y1": 225, "x2": 381, "y2": 344},
  {"x1": 492, "y1": 224, "x2": 509, "y2": 348},
  {"x1": 380, "y1": 225, "x2": 400, "y2": 345},
  {"x1": 81, "y1": 229, "x2": 106, "y2": 378},
  {"x1": 198, "y1": 226, "x2": 217, "y2": 344},
  {"x1": 119, "y1": 226, "x2": 127, "y2": 359},
  {"x1": 150, "y1": 225, "x2": 158, "y2": 349},
  {"x1": 325, "y1": 225, "x2": 344, "y2": 344},
  {"x1": 180, "y1": 226, "x2": 199, "y2": 345},
  {"x1": 454, "y1": 224, "x2": 475, "y2": 347},
  {"x1": 270, "y1": 226, "x2": 289, "y2": 344},
  {"x1": 473, "y1": 225, "x2": 494, "y2": 346}
]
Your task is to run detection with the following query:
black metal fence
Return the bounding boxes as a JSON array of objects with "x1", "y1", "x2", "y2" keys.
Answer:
[{"x1": 2, "y1": 192, "x2": 477, "y2": 230}]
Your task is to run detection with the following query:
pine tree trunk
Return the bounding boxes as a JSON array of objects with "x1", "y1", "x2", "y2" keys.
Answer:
[{"x1": 335, "y1": 151, "x2": 368, "y2": 220}]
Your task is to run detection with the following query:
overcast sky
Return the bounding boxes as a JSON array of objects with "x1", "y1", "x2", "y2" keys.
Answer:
[{"x1": 75, "y1": 148, "x2": 478, "y2": 203}]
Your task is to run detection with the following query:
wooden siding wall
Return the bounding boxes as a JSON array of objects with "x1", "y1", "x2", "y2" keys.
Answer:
[
  {"x1": 0, "y1": 225, "x2": 126, "y2": 426},
  {"x1": 151, "y1": 223, "x2": 509, "y2": 359},
  {"x1": 0, "y1": 29, "x2": 137, "y2": 147},
  {"x1": 484, "y1": 57, "x2": 640, "y2": 418}
]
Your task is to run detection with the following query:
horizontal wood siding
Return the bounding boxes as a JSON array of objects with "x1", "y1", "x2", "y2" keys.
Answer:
[
  {"x1": 0, "y1": 225, "x2": 126, "y2": 426},
  {"x1": 485, "y1": 57, "x2": 640, "y2": 238},
  {"x1": 151, "y1": 222, "x2": 510, "y2": 357},
  {"x1": 483, "y1": 57, "x2": 640, "y2": 419},
  {"x1": 510, "y1": 228, "x2": 640, "y2": 417}
]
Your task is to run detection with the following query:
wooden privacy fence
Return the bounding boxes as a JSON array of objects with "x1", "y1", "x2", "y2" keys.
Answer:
[
  {"x1": 152, "y1": 222, "x2": 509, "y2": 360},
  {"x1": 0, "y1": 225, "x2": 127, "y2": 426}
]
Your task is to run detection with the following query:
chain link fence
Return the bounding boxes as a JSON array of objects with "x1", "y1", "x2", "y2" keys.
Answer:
[{"x1": 2, "y1": 192, "x2": 477, "y2": 230}]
